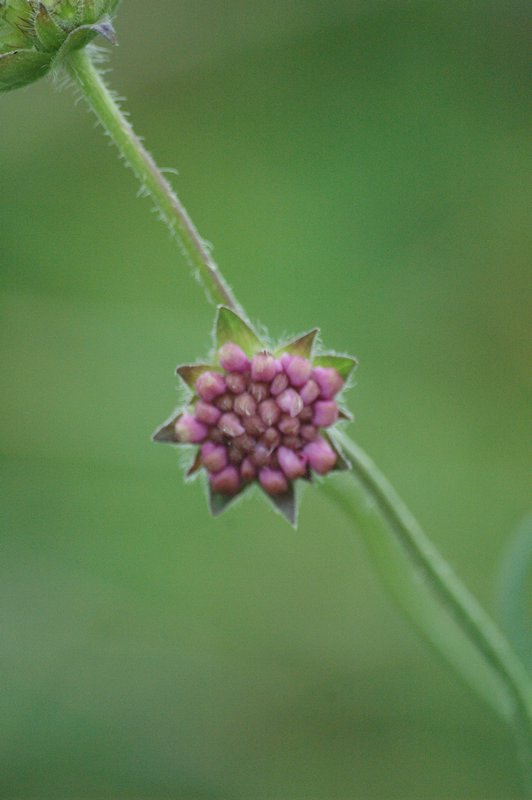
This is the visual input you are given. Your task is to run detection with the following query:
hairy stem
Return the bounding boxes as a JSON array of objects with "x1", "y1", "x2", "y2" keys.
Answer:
[
  {"x1": 65, "y1": 47, "x2": 240, "y2": 313},
  {"x1": 326, "y1": 431, "x2": 532, "y2": 794},
  {"x1": 64, "y1": 43, "x2": 531, "y2": 795}
]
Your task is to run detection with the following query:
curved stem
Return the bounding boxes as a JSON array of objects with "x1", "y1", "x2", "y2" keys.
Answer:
[
  {"x1": 63, "y1": 43, "x2": 532, "y2": 794},
  {"x1": 65, "y1": 47, "x2": 240, "y2": 313},
  {"x1": 325, "y1": 431, "x2": 532, "y2": 794}
]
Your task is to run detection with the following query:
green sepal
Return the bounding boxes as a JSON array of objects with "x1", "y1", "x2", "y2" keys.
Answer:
[
  {"x1": 152, "y1": 414, "x2": 180, "y2": 444},
  {"x1": 186, "y1": 449, "x2": 203, "y2": 478},
  {"x1": 52, "y1": 19, "x2": 115, "y2": 63},
  {"x1": 275, "y1": 328, "x2": 319, "y2": 359},
  {"x1": 34, "y1": 4, "x2": 66, "y2": 52},
  {"x1": 0, "y1": 16, "x2": 29, "y2": 51},
  {"x1": 262, "y1": 482, "x2": 297, "y2": 527},
  {"x1": 215, "y1": 306, "x2": 265, "y2": 358},
  {"x1": 312, "y1": 353, "x2": 358, "y2": 381},
  {"x1": 0, "y1": 48, "x2": 51, "y2": 91},
  {"x1": 176, "y1": 363, "x2": 218, "y2": 391},
  {"x1": 208, "y1": 483, "x2": 244, "y2": 517}
]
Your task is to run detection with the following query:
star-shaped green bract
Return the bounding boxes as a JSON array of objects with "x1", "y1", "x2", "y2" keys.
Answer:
[{"x1": 153, "y1": 307, "x2": 357, "y2": 527}]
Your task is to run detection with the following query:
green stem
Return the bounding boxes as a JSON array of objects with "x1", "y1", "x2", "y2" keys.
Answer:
[
  {"x1": 64, "y1": 43, "x2": 532, "y2": 795},
  {"x1": 65, "y1": 47, "x2": 240, "y2": 313},
  {"x1": 326, "y1": 431, "x2": 532, "y2": 794}
]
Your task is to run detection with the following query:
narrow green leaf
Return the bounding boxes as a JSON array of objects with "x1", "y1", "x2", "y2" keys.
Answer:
[
  {"x1": 215, "y1": 306, "x2": 264, "y2": 357},
  {"x1": 275, "y1": 328, "x2": 319, "y2": 359},
  {"x1": 313, "y1": 353, "x2": 358, "y2": 381}
]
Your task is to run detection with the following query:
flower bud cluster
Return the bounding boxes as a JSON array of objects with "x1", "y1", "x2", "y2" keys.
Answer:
[
  {"x1": 0, "y1": 0, "x2": 119, "y2": 91},
  {"x1": 175, "y1": 342, "x2": 344, "y2": 497}
]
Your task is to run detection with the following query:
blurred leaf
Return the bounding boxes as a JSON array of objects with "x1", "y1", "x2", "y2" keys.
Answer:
[{"x1": 496, "y1": 514, "x2": 532, "y2": 673}]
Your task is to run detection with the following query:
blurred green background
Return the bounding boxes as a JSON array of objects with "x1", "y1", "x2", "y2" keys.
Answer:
[{"x1": 1, "y1": 1, "x2": 530, "y2": 798}]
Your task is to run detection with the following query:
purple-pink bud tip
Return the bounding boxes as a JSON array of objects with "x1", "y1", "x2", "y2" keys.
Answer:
[
  {"x1": 218, "y1": 341, "x2": 250, "y2": 373},
  {"x1": 218, "y1": 412, "x2": 246, "y2": 438},
  {"x1": 312, "y1": 400, "x2": 339, "y2": 427},
  {"x1": 277, "y1": 446, "x2": 307, "y2": 479},
  {"x1": 303, "y1": 436, "x2": 337, "y2": 474},
  {"x1": 259, "y1": 467, "x2": 289, "y2": 495},
  {"x1": 285, "y1": 355, "x2": 312, "y2": 387},
  {"x1": 175, "y1": 414, "x2": 208, "y2": 443},
  {"x1": 196, "y1": 370, "x2": 226, "y2": 402},
  {"x1": 251, "y1": 352, "x2": 277, "y2": 382},
  {"x1": 312, "y1": 367, "x2": 344, "y2": 399},
  {"x1": 210, "y1": 465, "x2": 241, "y2": 495},
  {"x1": 277, "y1": 388, "x2": 304, "y2": 418},
  {"x1": 194, "y1": 401, "x2": 221, "y2": 425},
  {"x1": 201, "y1": 442, "x2": 228, "y2": 472}
]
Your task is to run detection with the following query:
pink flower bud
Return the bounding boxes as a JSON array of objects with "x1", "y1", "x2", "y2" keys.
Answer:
[
  {"x1": 215, "y1": 393, "x2": 234, "y2": 412},
  {"x1": 233, "y1": 434, "x2": 256, "y2": 453},
  {"x1": 219, "y1": 412, "x2": 245, "y2": 437},
  {"x1": 209, "y1": 427, "x2": 225, "y2": 444},
  {"x1": 261, "y1": 427, "x2": 281, "y2": 450},
  {"x1": 241, "y1": 458, "x2": 256, "y2": 482},
  {"x1": 285, "y1": 355, "x2": 312, "y2": 387},
  {"x1": 313, "y1": 400, "x2": 339, "y2": 427},
  {"x1": 304, "y1": 436, "x2": 337, "y2": 474},
  {"x1": 282, "y1": 435, "x2": 303, "y2": 450},
  {"x1": 278, "y1": 415, "x2": 300, "y2": 435},
  {"x1": 277, "y1": 446, "x2": 307, "y2": 479},
  {"x1": 194, "y1": 401, "x2": 221, "y2": 425},
  {"x1": 300, "y1": 424, "x2": 317, "y2": 442},
  {"x1": 259, "y1": 398, "x2": 281, "y2": 427},
  {"x1": 201, "y1": 442, "x2": 228, "y2": 472},
  {"x1": 280, "y1": 352, "x2": 292, "y2": 369},
  {"x1": 241, "y1": 415, "x2": 265, "y2": 437},
  {"x1": 251, "y1": 444, "x2": 271, "y2": 467},
  {"x1": 251, "y1": 352, "x2": 277, "y2": 382},
  {"x1": 228, "y1": 445, "x2": 244, "y2": 464},
  {"x1": 259, "y1": 467, "x2": 289, "y2": 495},
  {"x1": 298, "y1": 407, "x2": 313, "y2": 422},
  {"x1": 210, "y1": 465, "x2": 241, "y2": 495},
  {"x1": 250, "y1": 381, "x2": 270, "y2": 403},
  {"x1": 195, "y1": 371, "x2": 226, "y2": 402},
  {"x1": 277, "y1": 388, "x2": 304, "y2": 418},
  {"x1": 312, "y1": 367, "x2": 343, "y2": 399},
  {"x1": 175, "y1": 414, "x2": 208, "y2": 443},
  {"x1": 218, "y1": 341, "x2": 250, "y2": 373},
  {"x1": 233, "y1": 392, "x2": 257, "y2": 417},
  {"x1": 225, "y1": 372, "x2": 247, "y2": 394},
  {"x1": 270, "y1": 372, "x2": 289, "y2": 396},
  {"x1": 300, "y1": 379, "x2": 320, "y2": 405}
]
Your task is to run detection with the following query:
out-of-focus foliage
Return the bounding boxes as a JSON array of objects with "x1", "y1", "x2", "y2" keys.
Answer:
[{"x1": 1, "y1": 1, "x2": 530, "y2": 797}]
